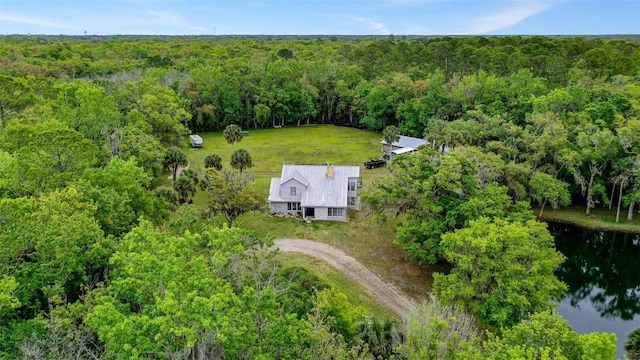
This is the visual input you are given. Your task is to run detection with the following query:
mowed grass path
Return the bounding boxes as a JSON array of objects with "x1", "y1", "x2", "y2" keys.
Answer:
[{"x1": 178, "y1": 125, "x2": 437, "y2": 312}]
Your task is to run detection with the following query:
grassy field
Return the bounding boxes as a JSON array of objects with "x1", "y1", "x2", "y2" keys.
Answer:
[
  {"x1": 183, "y1": 125, "x2": 388, "y2": 193},
  {"x1": 159, "y1": 125, "x2": 438, "y2": 315},
  {"x1": 538, "y1": 207, "x2": 640, "y2": 233},
  {"x1": 156, "y1": 125, "x2": 390, "y2": 208}
]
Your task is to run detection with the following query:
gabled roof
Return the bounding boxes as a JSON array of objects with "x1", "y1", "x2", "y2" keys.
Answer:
[
  {"x1": 380, "y1": 135, "x2": 427, "y2": 149},
  {"x1": 281, "y1": 169, "x2": 309, "y2": 187},
  {"x1": 268, "y1": 165, "x2": 360, "y2": 207}
]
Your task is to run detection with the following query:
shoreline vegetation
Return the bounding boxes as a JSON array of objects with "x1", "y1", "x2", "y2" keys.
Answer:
[{"x1": 538, "y1": 207, "x2": 640, "y2": 234}]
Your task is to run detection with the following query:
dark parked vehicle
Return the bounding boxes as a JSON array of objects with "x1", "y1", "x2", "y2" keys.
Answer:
[{"x1": 364, "y1": 158, "x2": 387, "y2": 169}]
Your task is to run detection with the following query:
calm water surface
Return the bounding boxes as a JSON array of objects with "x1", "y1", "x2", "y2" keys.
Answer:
[{"x1": 549, "y1": 222, "x2": 640, "y2": 359}]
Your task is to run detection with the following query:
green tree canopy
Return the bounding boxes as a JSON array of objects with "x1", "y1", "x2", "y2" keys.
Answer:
[
  {"x1": 0, "y1": 187, "x2": 109, "y2": 316},
  {"x1": 86, "y1": 221, "x2": 250, "y2": 359},
  {"x1": 79, "y1": 157, "x2": 163, "y2": 237},
  {"x1": 401, "y1": 297, "x2": 479, "y2": 360},
  {"x1": 529, "y1": 171, "x2": 571, "y2": 217},
  {"x1": 433, "y1": 218, "x2": 567, "y2": 329},
  {"x1": 479, "y1": 312, "x2": 617, "y2": 360},
  {"x1": 365, "y1": 149, "x2": 531, "y2": 264},
  {"x1": 204, "y1": 170, "x2": 262, "y2": 226}
]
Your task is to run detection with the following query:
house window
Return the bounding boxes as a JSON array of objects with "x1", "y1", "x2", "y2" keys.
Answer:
[
  {"x1": 328, "y1": 208, "x2": 344, "y2": 217},
  {"x1": 348, "y1": 197, "x2": 356, "y2": 206},
  {"x1": 290, "y1": 186, "x2": 296, "y2": 196},
  {"x1": 348, "y1": 182, "x2": 356, "y2": 191},
  {"x1": 287, "y1": 202, "x2": 301, "y2": 211}
]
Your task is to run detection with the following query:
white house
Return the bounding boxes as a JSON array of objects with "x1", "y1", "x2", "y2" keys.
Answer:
[{"x1": 268, "y1": 164, "x2": 360, "y2": 221}]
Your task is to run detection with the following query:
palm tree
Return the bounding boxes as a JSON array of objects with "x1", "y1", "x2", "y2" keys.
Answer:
[
  {"x1": 626, "y1": 326, "x2": 640, "y2": 360},
  {"x1": 174, "y1": 175, "x2": 196, "y2": 204},
  {"x1": 230, "y1": 149, "x2": 253, "y2": 173},
  {"x1": 181, "y1": 168, "x2": 201, "y2": 187},
  {"x1": 204, "y1": 153, "x2": 223, "y2": 170},
  {"x1": 356, "y1": 317, "x2": 403, "y2": 359},
  {"x1": 155, "y1": 187, "x2": 179, "y2": 210},
  {"x1": 163, "y1": 148, "x2": 188, "y2": 181},
  {"x1": 223, "y1": 124, "x2": 244, "y2": 150},
  {"x1": 383, "y1": 125, "x2": 401, "y2": 156}
]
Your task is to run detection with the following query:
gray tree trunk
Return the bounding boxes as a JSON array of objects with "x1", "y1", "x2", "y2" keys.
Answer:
[
  {"x1": 616, "y1": 182, "x2": 624, "y2": 223},
  {"x1": 585, "y1": 172, "x2": 596, "y2": 215},
  {"x1": 539, "y1": 198, "x2": 547, "y2": 218},
  {"x1": 0, "y1": 98, "x2": 5, "y2": 130},
  {"x1": 609, "y1": 182, "x2": 616, "y2": 210}
]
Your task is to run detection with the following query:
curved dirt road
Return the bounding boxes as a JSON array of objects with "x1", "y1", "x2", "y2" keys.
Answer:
[{"x1": 272, "y1": 239, "x2": 417, "y2": 319}]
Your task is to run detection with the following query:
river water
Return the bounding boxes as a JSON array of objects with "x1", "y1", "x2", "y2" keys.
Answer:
[{"x1": 548, "y1": 222, "x2": 640, "y2": 359}]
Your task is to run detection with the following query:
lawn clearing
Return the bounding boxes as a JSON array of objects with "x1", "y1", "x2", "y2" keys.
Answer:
[
  {"x1": 183, "y1": 125, "x2": 389, "y2": 195},
  {"x1": 174, "y1": 125, "x2": 437, "y2": 311}
]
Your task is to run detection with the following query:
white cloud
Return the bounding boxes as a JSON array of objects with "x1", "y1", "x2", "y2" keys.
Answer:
[
  {"x1": 463, "y1": 1, "x2": 556, "y2": 34},
  {"x1": 0, "y1": 12, "x2": 73, "y2": 29},
  {"x1": 351, "y1": 16, "x2": 391, "y2": 35}
]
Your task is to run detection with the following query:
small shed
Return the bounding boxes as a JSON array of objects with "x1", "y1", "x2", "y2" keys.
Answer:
[{"x1": 189, "y1": 135, "x2": 203, "y2": 148}]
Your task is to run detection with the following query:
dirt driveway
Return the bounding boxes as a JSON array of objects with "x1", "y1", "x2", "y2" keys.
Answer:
[{"x1": 272, "y1": 238, "x2": 417, "y2": 319}]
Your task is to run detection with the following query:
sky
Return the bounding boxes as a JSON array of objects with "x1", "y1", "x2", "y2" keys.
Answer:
[{"x1": 0, "y1": 0, "x2": 639, "y2": 36}]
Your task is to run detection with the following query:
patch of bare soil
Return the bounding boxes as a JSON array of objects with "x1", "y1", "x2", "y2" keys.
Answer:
[
  {"x1": 272, "y1": 239, "x2": 418, "y2": 319},
  {"x1": 167, "y1": 162, "x2": 190, "y2": 180},
  {"x1": 366, "y1": 246, "x2": 434, "y2": 300}
]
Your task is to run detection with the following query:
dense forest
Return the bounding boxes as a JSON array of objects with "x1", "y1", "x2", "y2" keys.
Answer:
[{"x1": 1, "y1": 35, "x2": 639, "y2": 359}]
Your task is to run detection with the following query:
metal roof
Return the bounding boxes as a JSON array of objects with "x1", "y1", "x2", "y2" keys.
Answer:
[
  {"x1": 268, "y1": 178, "x2": 285, "y2": 202},
  {"x1": 282, "y1": 169, "x2": 309, "y2": 187},
  {"x1": 392, "y1": 147, "x2": 416, "y2": 155},
  {"x1": 380, "y1": 135, "x2": 427, "y2": 149},
  {"x1": 268, "y1": 165, "x2": 360, "y2": 207}
]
